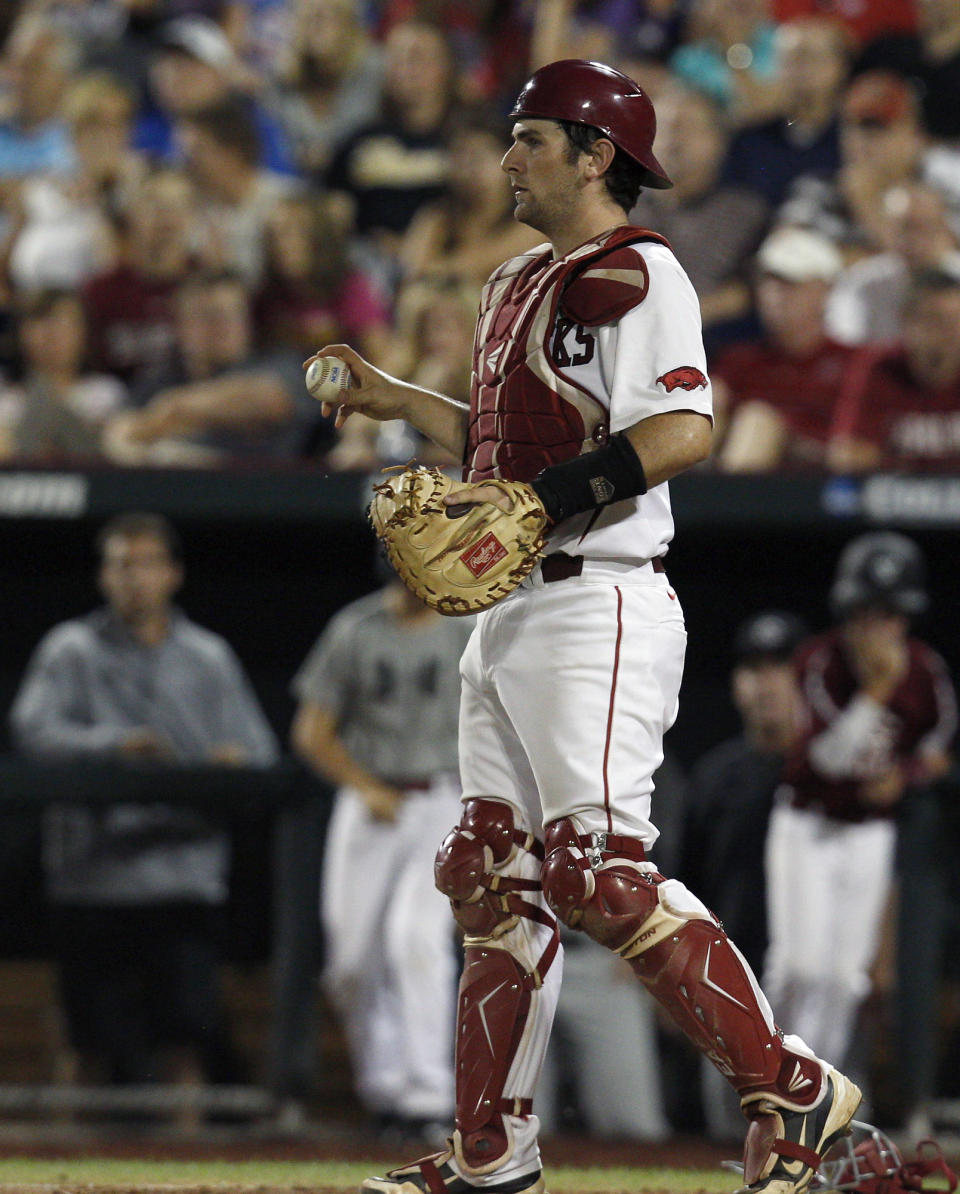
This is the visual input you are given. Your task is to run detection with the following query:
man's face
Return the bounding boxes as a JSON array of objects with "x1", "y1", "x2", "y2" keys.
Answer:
[
  {"x1": 840, "y1": 114, "x2": 921, "y2": 177},
  {"x1": 903, "y1": 287, "x2": 960, "y2": 388},
  {"x1": 99, "y1": 533, "x2": 181, "y2": 623},
  {"x1": 732, "y1": 658, "x2": 798, "y2": 737},
  {"x1": 129, "y1": 173, "x2": 195, "y2": 259},
  {"x1": 776, "y1": 23, "x2": 848, "y2": 108},
  {"x1": 203, "y1": 281, "x2": 251, "y2": 367},
  {"x1": 20, "y1": 297, "x2": 85, "y2": 374},
  {"x1": 653, "y1": 91, "x2": 724, "y2": 193},
  {"x1": 756, "y1": 273, "x2": 828, "y2": 342},
  {"x1": 501, "y1": 119, "x2": 584, "y2": 236}
]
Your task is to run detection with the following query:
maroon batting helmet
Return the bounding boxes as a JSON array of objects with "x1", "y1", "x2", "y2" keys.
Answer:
[{"x1": 509, "y1": 59, "x2": 672, "y2": 190}]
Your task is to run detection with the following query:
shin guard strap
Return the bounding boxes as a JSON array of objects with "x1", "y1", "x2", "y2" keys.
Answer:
[
  {"x1": 775, "y1": 1140, "x2": 822, "y2": 1171},
  {"x1": 418, "y1": 1158, "x2": 450, "y2": 1194}
]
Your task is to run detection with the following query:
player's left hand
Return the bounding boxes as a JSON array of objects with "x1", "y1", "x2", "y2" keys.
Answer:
[{"x1": 444, "y1": 482, "x2": 523, "y2": 517}]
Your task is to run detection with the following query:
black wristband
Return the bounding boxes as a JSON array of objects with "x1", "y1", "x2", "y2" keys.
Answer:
[{"x1": 530, "y1": 433, "x2": 648, "y2": 525}]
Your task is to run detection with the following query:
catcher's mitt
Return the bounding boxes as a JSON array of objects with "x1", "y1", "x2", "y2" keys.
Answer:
[{"x1": 369, "y1": 466, "x2": 549, "y2": 616}]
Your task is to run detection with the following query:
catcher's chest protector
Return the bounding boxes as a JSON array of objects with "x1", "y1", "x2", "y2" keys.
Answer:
[{"x1": 465, "y1": 225, "x2": 668, "y2": 484}]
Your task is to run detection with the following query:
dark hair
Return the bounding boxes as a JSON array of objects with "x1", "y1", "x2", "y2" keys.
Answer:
[
  {"x1": 96, "y1": 512, "x2": 183, "y2": 562},
  {"x1": 181, "y1": 97, "x2": 261, "y2": 167},
  {"x1": 559, "y1": 121, "x2": 646, "y2": 212}
]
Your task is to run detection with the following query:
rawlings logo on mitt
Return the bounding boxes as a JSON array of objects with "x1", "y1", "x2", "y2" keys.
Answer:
[{"x1": 368, "y1": 466, "x2": 549, "y2": 616}]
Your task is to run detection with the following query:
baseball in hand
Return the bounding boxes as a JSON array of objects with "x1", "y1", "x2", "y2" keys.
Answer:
[{"x1": 305, "y1": 355, "x2": 354, "y2": 403}]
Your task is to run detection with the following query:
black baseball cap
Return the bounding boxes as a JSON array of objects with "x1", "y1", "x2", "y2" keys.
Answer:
[{"x1": 733, "y1": 611, "x2": 807, "y2": 664}]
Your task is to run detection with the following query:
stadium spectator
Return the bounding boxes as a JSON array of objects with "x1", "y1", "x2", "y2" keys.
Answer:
[
  {"x1": 376, "y1": 0, "x2": 529, "y2": 106},
  {"x1": 291, "y1": 570, "x2": 471, "y2": 1146},
  {"x1": 771, "y1": 0, "x2": 915, "y2": 45},
  {"x1": 9, "y1": 511, "x2": 278, "y2": 1110},
  {"x1": 82, "y1": 166, "x2": 200, "y2": 385},
  {"x1": 267, "y1": 0, "x2": 385, "y2": 175},
  {"x1": 104, "y1": 268, "x2": 326, "y2": 464},
  {"x1": 174, "y1": 96, "x2": 300, "y2": 287},
  {"x1": 715, "y1": 225, "x2": 853, "y2": 471},
  {"x1": 322, "y1": 19, "x2": 456, "y2": 265},
  {"x1": 137, "y1": 14, "x2": 296, "y2": 174},
  {"x1": 397, "y1": 107, "x2": 541, "y2": 289},
  {"x1": 2, "y1": 71, "x2": 145, "y2": 294},
  {"x1": 675, "y1": 611, "x2": 806, "y2": 1139},
  {"x1": 778, "y1": 70, "x2": 960, "y2": 253},
  {"x1": 669, "y1": 0, "x2": 782, "y2": 126},
  {"x1": 721, "y1": 17, "x2": 849, "y2": 206},
  {"x1": 826, "y1": 182, "x2": 960, "y2": 347},
  {"x1": 528, "y1": 0, "x2": 691, "y2": 78},
  {"x1": 856, "y1": 0, "x2": 960, "y2": 141},
  {"x1": 827, "y1": 265, "x2": 960, "y2": 473},
  {"x1": 253, "y1": 192, "x2": 392, "y2": 362},
  {"x1": 0, "y1": 287, "x2": 128, "y2": 463},
  {"x1": 328, "y1": 275, "x2": 472, "y2": 471},
  {"x1": 630, "y1": 84, "x2": 768, "y2": 356},
  {"x1": 0, "y1": 14, "x2": 76, "y2": 181}
]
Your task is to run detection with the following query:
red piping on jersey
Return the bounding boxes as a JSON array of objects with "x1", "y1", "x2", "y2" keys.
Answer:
[{"x1": 602, "y1": 586, "x2": 624, "y2": 833}]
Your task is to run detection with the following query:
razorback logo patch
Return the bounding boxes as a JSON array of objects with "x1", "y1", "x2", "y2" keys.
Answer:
[
  {"x1": 461, "y1": 532, "x2": 508, "y2": 578},
  {"x1": 657, "y1": 366, "x2": 709, "y2": 393}
]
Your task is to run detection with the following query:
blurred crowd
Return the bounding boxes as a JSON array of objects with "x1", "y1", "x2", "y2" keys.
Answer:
[{"x1": 0, "y1": 0, "x2": 958, "y2": 475}]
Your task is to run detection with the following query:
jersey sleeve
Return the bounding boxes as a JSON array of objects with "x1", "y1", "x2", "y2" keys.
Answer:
[
  {"x1": 290, "y1": 612, "x2": 357, "y2": 717},
  {"x1": 599, "y1": 245, "x2": 714, "y2": 431}
]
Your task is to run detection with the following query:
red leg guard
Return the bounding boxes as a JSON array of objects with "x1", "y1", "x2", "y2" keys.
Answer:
[
  {"x1": 541, "y1": 817, "x2": 824, "y2": 1110},
  {"x1": 630, "y1": 920, "x2": 821, "y2": 1103},
  {"x1": 434, "y1": 800, "x2": 559, "y2": 1172},
  {"x1": 454, "y1": 945, "x2": 534, "y2": 1169}
]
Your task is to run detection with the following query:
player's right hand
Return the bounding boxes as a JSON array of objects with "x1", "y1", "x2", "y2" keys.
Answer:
[
  {"x1": 303, "y1": 344, "x2": 408, "y2": 429},
  {"x1": 358, "y1": 781, "x2": 403, "y2": 823}
]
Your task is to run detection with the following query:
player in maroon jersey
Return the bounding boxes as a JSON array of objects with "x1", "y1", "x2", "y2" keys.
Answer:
[{"x1": 764, "y1": 532, "x2": 956, "y2": 1085}]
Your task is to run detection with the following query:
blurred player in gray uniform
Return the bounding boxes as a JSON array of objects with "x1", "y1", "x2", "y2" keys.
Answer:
[{"x1": 291, "y1": 571, "x2": 474, "y2": 1142}]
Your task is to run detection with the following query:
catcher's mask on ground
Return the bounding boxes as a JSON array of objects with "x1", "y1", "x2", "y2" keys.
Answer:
[{"x1": 814, "y1": 1122, "x2": 958, "y2": 1194}]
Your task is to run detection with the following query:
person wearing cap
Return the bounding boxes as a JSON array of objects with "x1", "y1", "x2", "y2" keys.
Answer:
[
  {"x1": 856, "y1": 0, "x2": 960, "y2": 142},
  {"x1": 308, "y1": 55, "x2": 861, "y2": 1194},
  {"x1": 137, "y1": 15, "x2": 296, "y2": 176},
  {"x1": 715, "y1": 224, "x2": 854, "y2": 472},
  {"x1": 762, "y1": 534, "x2": 955, "y2": 1098},
  {"x1": 827, "y1": 263, "x2": 960, "y2": 473},
  {"x1": 675, "y1": 610, "x2": 807, "y2": 1139},
  {"x1": 825, "y1": 181, "x2": 960, "y2": 348},
  {"x1": 777, "y1": 70, "x2": 960, "y2": 253}
]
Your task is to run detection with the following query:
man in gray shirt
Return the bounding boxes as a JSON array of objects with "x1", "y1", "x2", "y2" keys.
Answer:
[
  {"x1": 291, "y1": 572, "x2": 472, "y2": 1145},
  {"x1": 10, "y1": 512, "x2": 278, "y2": 1099}
]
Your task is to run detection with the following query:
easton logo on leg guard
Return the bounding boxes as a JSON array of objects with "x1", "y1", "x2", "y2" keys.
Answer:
[
  {"x1": 461, "y1": 533, "x2": 508, "y2": 578},
  {"x1": 656, "y1": 366, "x2": 708, "y2": 392}
]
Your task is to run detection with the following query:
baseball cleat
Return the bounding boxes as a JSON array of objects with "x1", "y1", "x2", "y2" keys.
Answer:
[
  {"x1": 736, "y1": 1067, "x2": 862, "y2": 1194},
  {"x1": 361, "y1": 1147, "x2": 545, "y2": 1194}
]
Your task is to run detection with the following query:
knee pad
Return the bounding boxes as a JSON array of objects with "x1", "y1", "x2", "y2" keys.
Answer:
[
  {"x1": 542, "y1": 818, "x2": 825, "y2": 1105},
  {"x1": 541, "y1": 817, "x2": 663, "y2": 951},
  {"x1": 435, "y1": 798, "x2": 545, "y2": 939}
]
